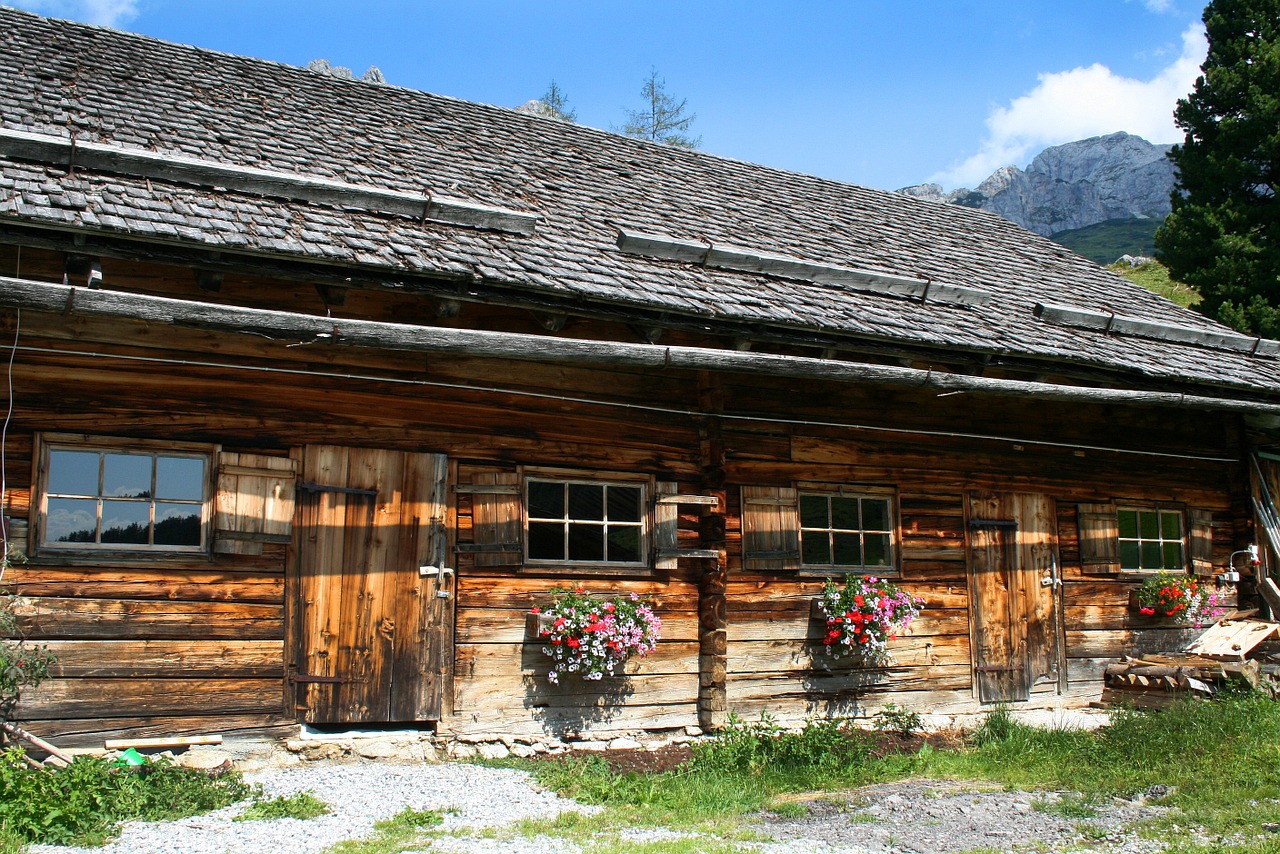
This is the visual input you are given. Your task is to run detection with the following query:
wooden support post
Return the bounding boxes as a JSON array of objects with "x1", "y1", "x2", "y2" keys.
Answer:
[{"x1": 697, "y1": 374, "x2": 729, "y2": 730}]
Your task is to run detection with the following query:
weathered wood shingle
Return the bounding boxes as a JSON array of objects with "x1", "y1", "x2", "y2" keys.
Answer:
[{"x1": 1, "y1": 7, "x2": 1278, "y2": 400}]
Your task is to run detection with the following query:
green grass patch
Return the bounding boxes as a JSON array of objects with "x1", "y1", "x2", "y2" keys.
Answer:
[
  {"x1": 0, "y1": 747, "x2": 251, "y2": 847},
  {"x1": 324, "y1": 806, "x2": 448, "y2": 854},
  {"x1": 235, "y1": 790, "x2": 330, "y2": 822},
  {"x1": 1108, "y1": 259, "x2": 1201, "y2": 308}
]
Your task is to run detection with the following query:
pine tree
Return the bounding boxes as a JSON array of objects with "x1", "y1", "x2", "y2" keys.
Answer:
[
  {"x1": 1154, "y1": 0, "x2": 1280, "y2": 335},
  {"x1": 620, "y1": 70, "x2": 700, "y2": 148},
  {"x1": 536, "y1": 81, "x2": 577, "y2": 122}
]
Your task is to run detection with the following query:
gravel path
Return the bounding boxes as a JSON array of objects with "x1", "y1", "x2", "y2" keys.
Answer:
[{"x1": 29, "y1": 758, "x2": 1192, "y2": 854}]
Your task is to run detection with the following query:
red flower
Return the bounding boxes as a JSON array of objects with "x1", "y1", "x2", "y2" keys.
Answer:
[
  {"x1": 567, "y1": 637, "x2": 581, "y2": 649},
  {"x1": 1140, "y1": 607, "x2": 1156, "y2": 615},
  {"x1": 854, "y1": 595, "x2": 865, "y2": 608},
  {"x1": 604, "y1": 603, "x2": 616, "y2": 613},
  {"x1": 530, "y1": 606, "x2": 541, "y2": 614}
]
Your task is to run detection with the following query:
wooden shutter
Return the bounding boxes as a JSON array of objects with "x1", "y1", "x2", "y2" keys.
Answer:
[
  {"x1": 1077, "y1": 502, "x2": 1120, "y2": 575},
  {"x1": 653, "y1": 482, "x2": 721, "y2": 570},
  {"x1": 1189, "y1": 508, "x2": 1215, "y2": 577},
  {"x1": 741, "y1": 486, "x2": 800, "y2": 571},
  {"x1": 213, "y1": 452, "x2": 297, "y2": 555},
  {"x1": 460, "y1": 469, "x2": 522, "y2": 567}
]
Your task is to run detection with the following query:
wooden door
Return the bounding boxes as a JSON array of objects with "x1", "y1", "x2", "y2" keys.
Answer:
[
  {"x1": 966, "y1": 491, "x2": 1061, "y2": 703},
  {"x1": 292, "y1": 445, "x2": 451, "y2": 724}
]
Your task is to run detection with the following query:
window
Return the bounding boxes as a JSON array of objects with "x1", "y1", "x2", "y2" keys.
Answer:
[
  {"x1": 741, "y1": 484, "x2": 897, "y2": 574},
  {"x1": 39, "y1": 436, "x2": 212, "y2": 552},
  {"x1": 800, "y1": 491, "x2": 894, "y2": 570},
  {"x1": 1117, "y1": 507, "x2": 1184, "y2": 571},
  {"x1": 525, "y1": 478, "x2": 646, "y2": 566}
]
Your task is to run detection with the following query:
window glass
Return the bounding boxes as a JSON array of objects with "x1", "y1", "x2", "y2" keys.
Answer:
[
  {"x1": 41, "y1": 441, "x2": 209, "y2": 551},
  {"x1": 1117, "y1": 506, "x2": 1185, "y2": 571},
  {"x1": 526, "y1": 478, "x2": 646, "y2": 565},
  {"x1": 799, "y1": 490, "x2": 894, "y2": 571},
  {"x1": 47, "y1": 450, "x2": 99, "y2": 496}
]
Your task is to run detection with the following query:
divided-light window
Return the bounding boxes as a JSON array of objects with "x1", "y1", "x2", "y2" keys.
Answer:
[
  {"x1": 1117, "y1": 507, "x2": 1184, "y2": 571},
  {"x1": 526, "y1": 478, "x2": 645, "y2": 565},
  {"x1": 40, "y1": 441, "x2": 210, "y2": 552},
  {"x1": 800, "y1": 492, "x2": 893, "y2": 570}
]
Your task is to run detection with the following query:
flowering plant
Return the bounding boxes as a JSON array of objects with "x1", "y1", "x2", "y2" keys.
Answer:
[
  {"x1": 816, "y1": 575, "x2": 923, "y2": 665},
  {"x1": 1133, "y1": 571, "x2": 1228, "y2": 627},
  {"x1": 531, "y1": 587, "x2": 662, "y2": 684}
]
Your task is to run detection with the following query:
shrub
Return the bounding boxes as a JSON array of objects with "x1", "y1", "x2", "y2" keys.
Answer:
[{"x1": 0, "y1": 587, "x2": 57, "y2": 722}]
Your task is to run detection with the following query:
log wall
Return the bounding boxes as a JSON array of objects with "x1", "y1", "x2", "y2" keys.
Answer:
[{"x1": 0, "y1": 247, "x2": 1259, "y2": 743}]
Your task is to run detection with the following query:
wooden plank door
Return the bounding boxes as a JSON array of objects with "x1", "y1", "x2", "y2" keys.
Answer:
[
  {"x1": 966, "y1": 491, "x2": 1061, "y2": 703},
  {"x1": 292, "y1": 445, "x2": 451, "y2": 724}
]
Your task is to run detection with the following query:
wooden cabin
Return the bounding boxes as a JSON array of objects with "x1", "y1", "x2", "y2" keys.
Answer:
[{"x1": 1, "y1": 8, "x2": 1279, "y2": 746}]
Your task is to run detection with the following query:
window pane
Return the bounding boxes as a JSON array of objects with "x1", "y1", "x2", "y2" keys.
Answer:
[
  {"x1": 802, "y1": 531, "x2": 831, "y2": 565},
  {"x1": 527, "y1": 481, "x2": 563, "y2": 520},
  {"x1": 101, "y1": 500, "x2": 150, "y2": 544},
  {"x1": 46, "y1": 497, "x2": 98, "y2": 543},
  {"x1": 156, "y1": 457, "x2": 205, "y2": 501},
  {"x1": 1141, "y1": 541, "x2": 1162, "y2": 569},
  {"x1": 1160, "y1": 512, "x2": 1182, "y2": 539},
  {"x1": 1117, "y1": 510, "x2": 1138, "y2": 539},
  {"x1": 832, "y1": 533, "x2": 862, "y2": 567},
  {"x1": 568, "y1": 484, "x2": 604, "y2": 521},
  {"x1": 799, "y1": 495, "x2": 828, "y2": 528},
  {"x1": 528, "y1": 521, "x2": 564, "y2": 559},
  {"x1": 1163, "y1": 542, "x2": 1184, "y2": 570},
  {"x1": 154, "y1": 503, "x2": 202, "y2": 546},
  {"x1": 567, "y1": 523, "x2": 604, "y2": 561},
  {"x1": 861, "y1": 498, "x2": 889, "y2": 531},
  {"x1": 607, "y1": 486, "x2": 642, "y2": 523},
  {"x1": 1138, "y1": 510, "x2": 1159, "y2": 540},
  {"x1": 103, "y1": 454, "x2": 152, "y2": 499},
  {"x1": 608, "y1": 526, "x2": 641, "y2": 562},
  {"x1": 1119, "y1": 540, "x2": 1140, "y2": 569},
  {"x1": 48, "y1": 450, "x2": 100, "y2": 496},
  {"x1": 864, "y1": 533, "x2": 891, "y2": 566},
  {"x1": 831, "y1": 497, "x2": 859, "y2": 530}
]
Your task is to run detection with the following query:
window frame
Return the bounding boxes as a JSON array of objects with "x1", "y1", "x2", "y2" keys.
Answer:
[
  {"x1": 521, "y1": 468, "x2": 653, "y2": 573},
  {"x1": 35, "y1": 433, "x2": 216, "y2": 557},
  {"x1": 795, "y1": 483, "x2": 898, "y2": 577},
  {"x1": 1115, "y1": 502, "x2": 1187, "y2": 573}
]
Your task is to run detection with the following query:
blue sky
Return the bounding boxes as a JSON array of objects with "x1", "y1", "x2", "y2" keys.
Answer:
[{"x1": 8, "y1": 1, "x2": 1207, "y2": 191}]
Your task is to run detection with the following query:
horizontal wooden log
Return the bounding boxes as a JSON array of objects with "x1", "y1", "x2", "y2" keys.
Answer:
[
  {"x1": 456, "y1": 641, "x2": 699, "y2": 679},
  {"x1": 16, "y1": 678, "x2": 283, "y2": 720},
  {"x1": 13, "y1": 598, "x2": 283, "y2": 640},
  {"x1": 728, "y1": 636, "x2": 970, "y2": 671},
  {"x1": 728, "y1": 611, "x2": 968, "y2": 643},
  {"x1": 455, "y1": 609, "x2": 698, "y2": 643},
  {"x1": 724, "y1": 688, "x2": 978, "y2": 722},
  {"x1": 15, "y1": 714, "x2": 296, "y2": 748},
  {"x1": 725, "y1": 577, "x2": 967, "y2": 610},
  {"x1": 42, "y1": 640, "x2": 284, "y2": 678},
  {"x1": 455, "y1": 576, "x2": 699, "y2": 611},
  {"x1": 6, "y1": 567, "x2": 284, "y2": 604},
  {"x1": 726, "y1": 665, "x2": 971, "y2": 702},
  {"x1": 1, "y1": 278, "x2": 1274, "y2": 415},
  {"x1": 454, "y1": 672, "x2": 699, "y2": 711},
  {"x1": 448, "y1": 704, "x2": 699, "y2": 738}
]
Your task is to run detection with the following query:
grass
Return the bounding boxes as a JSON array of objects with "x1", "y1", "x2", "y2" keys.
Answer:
[
  {"x1": 324, "y1": 807, "x2": 447, "y2": 854},
  {"x1": 1109, "y1": 258, "x2": 1201, "y2": 308},
  {"x1": 236, "y1": 790, "x2": 330, "y2": 822}
]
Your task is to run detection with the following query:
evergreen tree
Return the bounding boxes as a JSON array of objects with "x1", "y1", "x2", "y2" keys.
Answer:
[
  {"x1": 1154, "y1": 0, "x2": 1280, "y2": 335},
  {"x1": 536, "y1": 81, "x2": 577, "y2": 121},
  {"x1": 620, "y1": 69, "x2": 700, "y2": 148}
]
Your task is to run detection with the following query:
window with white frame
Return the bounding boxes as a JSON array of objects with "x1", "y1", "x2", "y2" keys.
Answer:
[
  {"x1": 799, "y1": 490, "x2": 894, "y2": 571},
  {"x1": 39, "y1": 436, "x2": 212, "y2": 552},
  {"x1": 1117, "y1": 506, "x2": 1185, "y2": 571},
  {"x1": 525, "y1": 477, "x2": 646, "y2": 565}
]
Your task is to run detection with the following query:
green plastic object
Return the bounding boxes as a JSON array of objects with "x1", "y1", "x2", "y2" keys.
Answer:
[{"x1": 113, "y1": 747, "x2": 147, "y2": 767}]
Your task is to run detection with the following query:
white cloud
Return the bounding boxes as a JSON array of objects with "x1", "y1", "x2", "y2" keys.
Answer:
[
  {"x1": 11, "y1": 0, "x2": 139, "y2": 27},
  {"x1": 931, "y1": 23, "x2": 1206, "y2": 189},
  {"x1": 1139, "y1": 0, "x2": 1174, "y2": 12}
]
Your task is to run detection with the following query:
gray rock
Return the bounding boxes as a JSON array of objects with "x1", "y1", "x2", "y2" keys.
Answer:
[
  {"x1": 475, "y1": 742, "x2": 510, "y2": 760},
  {"x1": 607, "y1": 737, "x2": 642, "y2": 750},
  {"x1": 355, "y1": 740, "x2": 399, "y2": 760}
]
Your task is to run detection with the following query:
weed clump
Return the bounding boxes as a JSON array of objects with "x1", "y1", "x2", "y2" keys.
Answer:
[
  {"x1": 235, "y1": 790, "x2": 329, "y2": 822},
  {"x1": 0, "y1": 748, "x2": 251, "y2": 846}
]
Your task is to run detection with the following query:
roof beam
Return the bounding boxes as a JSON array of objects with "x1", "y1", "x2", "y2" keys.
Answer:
[{"x1": 0, "y1": 275, "x2": 1276, "y2": 417}]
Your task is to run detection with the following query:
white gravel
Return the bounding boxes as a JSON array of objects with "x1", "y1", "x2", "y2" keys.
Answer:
[{"x1": 30, "y1": 761, "x2": 599, "y2": 854}]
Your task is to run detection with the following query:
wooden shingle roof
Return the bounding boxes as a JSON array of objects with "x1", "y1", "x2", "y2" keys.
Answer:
[{"x1": 1, "y1": 7, "x2": 1278, "y2": 402}]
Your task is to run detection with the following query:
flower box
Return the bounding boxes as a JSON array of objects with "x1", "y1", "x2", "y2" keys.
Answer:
[
  {"x1": 812, "y1": 575, "x2": 923, "y2": 666},
  {"x1": 528, "y1": 588, "x2": 662, "y2": 684}
]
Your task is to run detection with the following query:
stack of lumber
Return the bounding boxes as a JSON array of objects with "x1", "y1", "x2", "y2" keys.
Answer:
[{"x1": 1101, "y1": 654, "x2": 1260, "y2": 709}]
